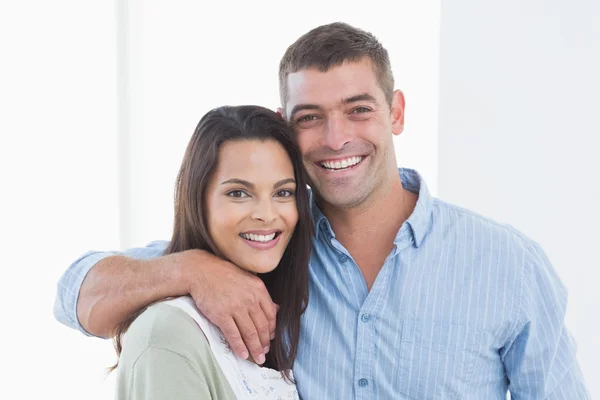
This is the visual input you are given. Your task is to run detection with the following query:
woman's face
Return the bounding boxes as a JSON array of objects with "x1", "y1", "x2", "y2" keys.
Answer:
[{"x1": 206, "y1": 139, "x2": 299, "y2": 274}]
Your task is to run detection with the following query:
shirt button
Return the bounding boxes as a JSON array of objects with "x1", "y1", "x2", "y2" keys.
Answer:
[
  {"x1": 361, "y1": 313, "x2": 371, "y2": 322},
  {"x1": 338, "y1": 253, "x2": 348, "y2": 262},
  {"x1": 358, "y1": 378, "x2": 368, "y2": 387}
]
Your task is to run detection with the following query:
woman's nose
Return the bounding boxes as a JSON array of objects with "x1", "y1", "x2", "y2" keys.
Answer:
[{"x1": 251, "y1": 199, "x2": 276, "y2": 223}]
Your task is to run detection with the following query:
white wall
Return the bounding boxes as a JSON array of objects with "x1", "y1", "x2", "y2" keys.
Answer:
[
  {"x1": 1, "y1": 1, "x2": 120, "y2": 398},
  {"x1": 439, "y1": 0, "x2": 600, "y2": 395},
  {"x1": 0, "y1": 1, "x2": 439, "y2": 399}
]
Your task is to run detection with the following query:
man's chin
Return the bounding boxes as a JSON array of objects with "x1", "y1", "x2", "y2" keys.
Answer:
[{"x1": 320, "y1": 190, "x2": 367, "y2": 209}]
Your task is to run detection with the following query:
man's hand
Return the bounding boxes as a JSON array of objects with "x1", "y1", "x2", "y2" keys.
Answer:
[{"x1": 177, "y1": 249, "x2": 278, "y2": 364}]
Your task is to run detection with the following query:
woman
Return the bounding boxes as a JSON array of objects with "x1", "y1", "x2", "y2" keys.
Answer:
[{"x1": 112, "y1": 105, "x2": 313, "y2": 399}]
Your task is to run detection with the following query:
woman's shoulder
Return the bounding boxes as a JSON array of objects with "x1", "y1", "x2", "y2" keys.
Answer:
[
  {"x1": 122, "y1": 300, "x2": 211, "y2": 361},
  {"x1": 116, "y1": 300, "x2": 239, "y2": 400}
]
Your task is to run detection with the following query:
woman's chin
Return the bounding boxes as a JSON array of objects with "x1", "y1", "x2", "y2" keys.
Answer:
[
  {"x1": 238, "y1": 260, "x2": 279, "y2": 275},
  {"x1": 225, "y1": 246, "x2": 285, "y2": 275},
  {"x1": 252, "y1": 265, "x2": 279, "y2": 275}
]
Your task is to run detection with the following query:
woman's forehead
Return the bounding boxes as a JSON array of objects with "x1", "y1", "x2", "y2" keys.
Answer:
[{"x1": 214, "y1": 140, "x2": 295, "y2": 184}]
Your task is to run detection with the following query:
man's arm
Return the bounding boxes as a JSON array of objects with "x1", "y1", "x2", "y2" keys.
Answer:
[
  {"x1": 76, "y1": 252, "x2": 189, "y2": 338},
  {"x1": 53, "y1": 241, "x2": 277, "y2": 364},
  {"x1": 53, "y1": 241, "x2": 169, "y2": 336},
  {"x1": 502, "y1": 242, "x2": 590, "y2": 399}
]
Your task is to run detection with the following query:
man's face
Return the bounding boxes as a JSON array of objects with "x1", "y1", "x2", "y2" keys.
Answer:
[{"x1": 282, "y1": 58, "x2": 405, "y2": 209}]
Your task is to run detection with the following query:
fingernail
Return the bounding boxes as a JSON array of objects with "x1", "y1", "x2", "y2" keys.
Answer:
[
  {"x1": 257, "y1": 353, "x2": 266, "y2": 364},
  {"x1": 241, "y1": 351, "x2": 249, "y2": 360},
  {"x1": 270, "y1": 333, "x2": 275, "y2": 340},
  {"x1": 264, "y1": 346, "x2": 270, "y2": 353}
]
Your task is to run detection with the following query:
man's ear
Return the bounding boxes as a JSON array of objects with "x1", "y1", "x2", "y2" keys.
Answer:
[
  {"x1": 391, "y1": 90, "x2": 405, "y2": 136},
  {"x1": 277, "y1": 107, "x2": 286, "y2": 121}
]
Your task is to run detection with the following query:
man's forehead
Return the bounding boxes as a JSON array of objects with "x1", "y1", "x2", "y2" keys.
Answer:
[
  {"x1": 285, "y1": 60, "x2": 381, "y2": 112},
  {"x1": 286, "y1": 59, "x2": 379, "y2": 91}
]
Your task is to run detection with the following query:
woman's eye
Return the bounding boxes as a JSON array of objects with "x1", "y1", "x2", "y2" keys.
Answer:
[
  {"x1": 275, "y1": 189, "x2": 295, "y2": 198},
  {"x1": 227, "y1": 190, "x2": 249, "y2": 198}
]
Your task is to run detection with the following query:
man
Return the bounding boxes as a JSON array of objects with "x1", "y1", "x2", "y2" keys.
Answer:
[{"x1": 55, "y1": 22, "x2": 589, "y2": 398}]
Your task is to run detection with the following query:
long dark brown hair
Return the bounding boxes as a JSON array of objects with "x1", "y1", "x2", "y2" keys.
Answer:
[{"x1": 109, "y1": 105, "x2": 313, "y2": 379}]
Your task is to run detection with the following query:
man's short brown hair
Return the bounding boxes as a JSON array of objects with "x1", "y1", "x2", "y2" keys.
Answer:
[{"x1": 279, "y1": 22, "x2": 394, "y2": 110}]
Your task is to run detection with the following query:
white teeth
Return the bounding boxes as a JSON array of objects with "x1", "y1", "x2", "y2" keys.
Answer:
[
  {"x1": 241, "y1": 233, "x2": 276, "y2": 242},
  {"x1": 320, "y1": 156, "x2": 363, "y2": 170}
]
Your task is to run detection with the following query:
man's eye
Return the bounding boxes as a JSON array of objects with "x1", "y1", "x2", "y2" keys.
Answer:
[
  {"x1": 297, "y1": 115, "x2": 317, "y2": 123},
  {"x1": 227, "y1": 190, "x2": 249, "y2": 198},
  {"x1": 351, "y1": 107, "x2": 371, "y2": 114},
  {"x1": 275, "y1": 189, "x2": 295, "y2": 198}
]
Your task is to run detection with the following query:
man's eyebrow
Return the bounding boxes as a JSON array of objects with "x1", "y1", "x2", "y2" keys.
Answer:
[
  {"x1": 221, "y1": 178, "x2": 254, "y2": 188},
  {"x1": 342, "y1": 93, "x2": 378, "y2": 105},
  {"x1": 274, "y1": 178, "x2": 296, "y2": 189}
]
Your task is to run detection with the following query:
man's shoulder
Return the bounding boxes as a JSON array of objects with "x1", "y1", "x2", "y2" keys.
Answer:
[{"x1": 430, "y1": 197, "x2": 538, "y2": 253}]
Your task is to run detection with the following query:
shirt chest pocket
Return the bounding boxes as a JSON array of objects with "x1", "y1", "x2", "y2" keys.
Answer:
[{"x1": 394, "y1": 319, "x2": 482, "y2": 400}]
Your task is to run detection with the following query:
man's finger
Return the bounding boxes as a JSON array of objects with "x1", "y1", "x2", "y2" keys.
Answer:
[
  {"x1": 218, "y1": 317, "x2": 249, "y2": 360},
  {"x1": 235, "y1": 313, "x2": 265, "y2": 365},
  {"x1": 249, "y1": 307, "x2": 272, "y2": 352},
  {"x1": 261, "y1": 300, "x2": 278, "y2": 340}
]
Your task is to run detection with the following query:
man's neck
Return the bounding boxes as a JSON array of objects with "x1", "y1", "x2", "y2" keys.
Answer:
[
  {"x1": 317, "y1": 171, "x2": 418, "y2": 290},
  {"x1": 319, "y1": 173, "x2": 416, "y2": 240}
]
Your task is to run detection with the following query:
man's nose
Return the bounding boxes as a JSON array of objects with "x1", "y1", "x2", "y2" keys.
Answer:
[{"x1": 324, "y1": 115, "x2": 351, "y2": 151}]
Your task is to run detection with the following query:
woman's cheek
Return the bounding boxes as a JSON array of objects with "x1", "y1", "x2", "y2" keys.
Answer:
[
  {"x1": 221, "y1": 202, "x2": 247, "y2": 224},
  {"x1": 281, "y1": 201, "x2": 299, "y2": 228}
]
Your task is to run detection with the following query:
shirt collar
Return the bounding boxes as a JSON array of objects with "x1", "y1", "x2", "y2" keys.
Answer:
[
  {"x1": 310, "y1": 168, "x2": 433, "y2": 247},
  {"x1": 310, "y1": 191, "x2": 332, "y2": 239},
  {"x1": 398, "y1": 168, "x2": 433, "y2": 247}
]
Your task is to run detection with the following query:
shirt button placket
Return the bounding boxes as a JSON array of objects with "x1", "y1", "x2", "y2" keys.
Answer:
[{"x1": 355, "y1": 310, "x2": 374, "y2": 399}]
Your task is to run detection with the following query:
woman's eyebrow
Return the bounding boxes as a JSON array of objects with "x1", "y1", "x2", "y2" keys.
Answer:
[
  {"x1": 274, "y1": 178, "x2": 296, "y2": 189},
  {"x1": 221, "y1": 178, "x2": 296, "y2": 189},
  {"x1": 221, "y1": 178, "x2": 253, "y2": 188}
]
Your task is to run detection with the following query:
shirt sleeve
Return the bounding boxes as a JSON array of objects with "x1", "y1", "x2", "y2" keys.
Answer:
[
  {"x1": 53, "y1": 240, "x2": 170, "y2": 336},
  {"x1": 502, "y1": 242, "x2": 590, "y2": 399}
]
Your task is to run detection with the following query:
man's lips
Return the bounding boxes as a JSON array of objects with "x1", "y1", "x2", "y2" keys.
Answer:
[{"x1": 317, "y1": 155, "x2": 365, "y2": 171}]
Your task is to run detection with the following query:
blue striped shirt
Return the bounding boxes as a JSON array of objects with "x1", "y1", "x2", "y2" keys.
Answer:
[{"x1": 54, "y1": 168, "x2": 589, "y2": 399}]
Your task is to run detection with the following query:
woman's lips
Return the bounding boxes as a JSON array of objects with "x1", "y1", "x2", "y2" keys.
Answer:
[{"x1": 240, "y1": 233, "x2": 281, "y2": 250}]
